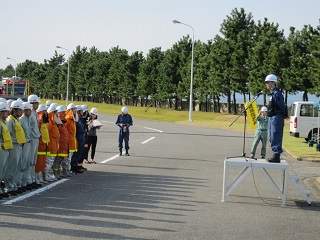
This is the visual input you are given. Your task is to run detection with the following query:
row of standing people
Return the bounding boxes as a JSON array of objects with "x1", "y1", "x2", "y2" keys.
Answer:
[{"x1": 0, "y1": 95, "x2": 100, "y2": 199}]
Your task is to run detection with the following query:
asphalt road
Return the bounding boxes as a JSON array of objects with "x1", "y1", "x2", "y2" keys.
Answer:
[{"x1": 1, "y1": 113, "x2": 320, "y2": 240}]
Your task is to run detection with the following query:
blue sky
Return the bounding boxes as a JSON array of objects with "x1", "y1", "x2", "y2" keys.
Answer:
[{"x1": 1, "y1": 0, "x2": 319, "y2": 69}]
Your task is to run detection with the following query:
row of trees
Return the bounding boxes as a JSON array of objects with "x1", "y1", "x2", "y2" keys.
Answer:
[{"x1": 1, "y1": 8, "x2": 320, "y2": 113}]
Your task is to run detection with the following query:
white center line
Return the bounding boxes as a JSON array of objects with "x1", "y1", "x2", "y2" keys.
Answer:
[
  {"x1": 141, "y1": 137, "x2": 155, "y2": 144},
  {"x1": 2, "y1": 179, "x2": 69, "y2": 205},
  {"x1": 100, "y1": 154, "x2": 119, "y2": 163},
  {"x1": 144, "y1": 127, "x2": 163, "y2": 133}
]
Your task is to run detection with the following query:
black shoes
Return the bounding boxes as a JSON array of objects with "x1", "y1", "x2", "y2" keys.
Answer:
[
  {"x1": 267, "y1": 154, "x2": 281, "y2": 163},
  {"x1": 119, "y1": 148, "x2": 122, "y2": 156},
  {"x1": 71, "y1": 165, "x2": 84, "y2": 174},
  {"x1": 125, "y1": 149, "x2": 129, "y2": 156},
  {"x1": 1, "y1": 192, "x2": 9, "y2": 198},
  {"x1": 8, "y1": 191, "x2": 17, "y2": 196}
]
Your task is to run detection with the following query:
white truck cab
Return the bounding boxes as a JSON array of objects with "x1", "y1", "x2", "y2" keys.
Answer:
[{"x1": 290, "y1": 101, "x2": 319, "y2": 142}]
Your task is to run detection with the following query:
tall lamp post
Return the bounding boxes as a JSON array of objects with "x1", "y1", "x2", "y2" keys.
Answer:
[
  {"x1": 173, "y1": 19, "x2": 194, "y2": 122},
  {"x1": 56, "y1": 46, "x2": 70, "y2": 106},
  {"x1": 7, "y1": 57, "x2": 18, "y2": 77}
]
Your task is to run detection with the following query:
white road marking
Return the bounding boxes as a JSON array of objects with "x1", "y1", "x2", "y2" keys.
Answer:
[
  {"x1": 101, "y1": 120, "x2": 114, "y2": 124},
  {"x1": 141, "y1": 137, "x2": 155, "y2": 144},
  {"x1": 2, "y1": 179, "x2": 69, "y2": 205},
  {"x1": 100, "y1": 154, "x2": 119, "y2": 163},
  {"x1": 144, "y1": 127, "x2": 163, "y2": 132}
]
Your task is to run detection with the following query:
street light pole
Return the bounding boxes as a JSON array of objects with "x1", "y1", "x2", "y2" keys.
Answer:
[
  {"x1": 7, "y1": 57, "x2": 17, "y2": 77},
  {"x1": 56, "y1": 46, "x2": 70, "y2": 106},
  {"x1": 173, "y1": 20, "x2": 194, "y2": 122}
]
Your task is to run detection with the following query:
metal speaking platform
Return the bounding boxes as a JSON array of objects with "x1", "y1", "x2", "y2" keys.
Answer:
[{"x1": 222, "y1": 157, "x2": 289, "y2": 206}]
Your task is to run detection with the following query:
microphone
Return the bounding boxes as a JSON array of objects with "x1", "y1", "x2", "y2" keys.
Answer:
[{"x1": 256, "y1": 91, "x2": 264, "y2": 97}]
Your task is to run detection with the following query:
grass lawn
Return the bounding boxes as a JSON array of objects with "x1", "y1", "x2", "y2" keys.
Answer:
[{"x1": 45, "y1": 99, "x2": 320, "y2": 161}]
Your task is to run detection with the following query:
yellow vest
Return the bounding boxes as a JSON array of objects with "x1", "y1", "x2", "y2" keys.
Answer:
[
  {"x1": 40, "y1": 123, "x2": 50, "y2": 144},
  {"x1": 0, "y1": 120, "x2": 13, "y2": 150},
  {"x1": 7, "y1": 115, "x2": 27, "y2": 144}
]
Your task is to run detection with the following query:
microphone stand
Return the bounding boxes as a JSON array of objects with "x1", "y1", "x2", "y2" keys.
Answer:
[{"x1": 226, "y1": 93, "x2": 262, "y2": 160}]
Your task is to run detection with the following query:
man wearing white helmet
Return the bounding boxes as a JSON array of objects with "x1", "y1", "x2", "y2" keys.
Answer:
[
  {"x1": 53, "y1": 105, "x2": 71, "y2": 177},
  {"x1": 84, "y1": 107, "x2": 101, "y2": 163},
  {"x1": 265, "y1": 74, "x2": 288, "y2": 163},
  {"x1": 44, "y1": 104, "x2": 61, "y2": 181},
  {"x1": 115, "y1": 106, "x2": 133, "y2": 156},
  {"x1": 27, "y1": 94, "x2": 41, "y2": 188},
  {"x1": 250, "y1": 106, "x2": 269, "y2": 159},
  {"x1": 70, "y1": 105, "x2": 86, "y2": 173},
  {"x1": 4, "y1": 100, "x2": 27, "y2": 196},
  {"x1": 80, "y1": 104, "x2": 90, "y2": 164},
  {"x1": 0, "y1": 102, "x2": 13, "y2": 199},
  {"x1": 35, "y1": 104, "x2": 50, "y2": 185},
  {"x1": 18, "y1": 102, "x2": 34, "y2": 191},
  {"x1": 65, "y1": 103, "x2": 82, "y2": 173}
]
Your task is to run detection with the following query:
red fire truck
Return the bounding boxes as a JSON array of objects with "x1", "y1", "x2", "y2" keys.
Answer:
[{"x1": 0, "y1": 76, "x2": 32, "y2": 100}]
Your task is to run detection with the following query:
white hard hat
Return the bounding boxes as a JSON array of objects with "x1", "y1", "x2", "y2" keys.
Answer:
[
  {"x1": 0, "y1": 102, "x2": 9, "y2": 111},
  {"x1": 17, "y1": 98, "x2": 23, "y2": 103},
  {"x1": 260, "y1": 106, "x2": 268, "y2": 112},
  {"x1": 28, "y1": 94, "x2": 40, "y2": 103},
  {"x1": 121, "y1": 106, "x2": 128, "y2": 114},
  {"x1": 47, "y1": 105, "x2": 57, "y2": 114},
  {"x1": 36, "y1": 104, "x2": 47, "y2": 113},
  {"x1": 50, "y1": 103, "x2": 59, "y2": 109},
  {"x1": 6, "y1": 99, "x2": 13, "y2": 107},
  {"x1": 265, "y1": 74, "x2": 277, "y2": 82},
  {"x1": 22, "y1": 102, "x2": 32, "y2": 110},
  {"x1": 81, "y1": 104, "x2": 88, "y2": 112},
  {"x1": 46, "y1": 100, "x2": 51, "y2": 106},
  {"x1": 67, "y1": 103, "x2": 76, "y2": 110},
  {"x1": 11, "y1": 100, "x2": 23, "y2": 110},
  {"x1": 56, "y1": 105, "x2": 66, "y2": 113},
  {"x1": 0, "y1": 98, "x2": 6, "y2": 103},
  {"x1": 90, "y1": 107, "x2": 98, "y2": 115},
  {"x1": 76, "y1": 105, "x2": 83, "y2": 111}
]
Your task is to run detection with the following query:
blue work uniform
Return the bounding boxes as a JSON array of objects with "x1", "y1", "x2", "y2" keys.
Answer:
[
  {"x1": 267, "y1": 87, "x2": 286, "y2": 155},
  {"x1": 250, "y1": 115, "x2": 268, "y2": 158},
  {"x1": 115, "y1": 114, "x2": 133, "y2": 150},
  {"x1": 71, "y1": 119, "x2": 86, "y2": 167}
]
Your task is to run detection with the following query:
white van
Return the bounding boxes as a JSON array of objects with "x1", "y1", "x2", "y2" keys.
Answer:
[{"x1": 290, "y1": 101, "x2": 319, "y2": 142}]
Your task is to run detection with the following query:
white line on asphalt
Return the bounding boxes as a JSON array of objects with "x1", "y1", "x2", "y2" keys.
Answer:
[
  {"x1": 100, "y1": 154, "x2": 119, "y2": 163},
  {"x1": 101, "y1": 120, "x2": 114, "y2": 124},
  {"x1": 144, "y1": 127, "x2": 163, "y2": 132},
  {"x1": 141, "y1": 137, "x2": 155, "y2": 144},
  {"x1": 2, "y1": 179, "x2": 69, "y2": 205}
]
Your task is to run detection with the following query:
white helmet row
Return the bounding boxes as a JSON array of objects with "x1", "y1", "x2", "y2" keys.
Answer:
[
  {"x1": 121, "y1": 106, "x2": 128, "y2": 114},
  {"x1": 0, "y1": 102, "x2": 10, "y2": 111},
  {"x1": 90, "y1": 107, "x2": 98, "y2": 115},
  {"x1": 36, "y1": 104, "x2": 47, "y2": 113}
]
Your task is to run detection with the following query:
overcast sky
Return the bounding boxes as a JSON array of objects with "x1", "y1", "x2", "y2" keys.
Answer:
[{"x1": 1, "y1": 0, "x2": 319, "y2": 70}]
